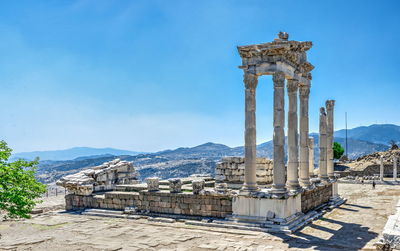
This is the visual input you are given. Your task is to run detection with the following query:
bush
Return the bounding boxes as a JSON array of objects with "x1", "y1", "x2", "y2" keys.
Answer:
[
  {"x1": 333, "y1": 142, "x2": 345, "y2": 160},
  {"x1": 0, "y1": 140, "x2": 46, "y2": 219}
]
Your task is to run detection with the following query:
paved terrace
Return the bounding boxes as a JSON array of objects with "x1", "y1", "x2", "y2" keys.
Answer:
[{"x1": 0, "y1": 183, "x2": 399, "y2": 251}]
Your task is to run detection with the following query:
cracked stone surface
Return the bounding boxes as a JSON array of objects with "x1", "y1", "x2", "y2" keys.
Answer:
[{"x1": 1, "y1": 183, "x2": 400, "y2": 250}]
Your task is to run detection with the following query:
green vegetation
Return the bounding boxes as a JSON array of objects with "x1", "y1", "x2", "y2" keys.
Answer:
[
  {"x1": 0, "y1": 140, "x2": 46, "y2": 219},
  {"x1": 333, "y1": 142, "x2": 345, "y2": 160}
]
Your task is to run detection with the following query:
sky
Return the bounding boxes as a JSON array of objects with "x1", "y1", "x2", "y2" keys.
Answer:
[{"x1": 1, "y1": 0, "x2": 400, "y2": 153}]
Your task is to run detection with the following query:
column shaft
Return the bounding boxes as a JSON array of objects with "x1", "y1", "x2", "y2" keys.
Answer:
[
  {"x1": 394, "y1": 157, "x2": 398, "y2": 182},
  {"x1": 242, "y1": 72, "x2": 259, "y2": 192},
  {"x1": 271, "y1": 72, "x2": 287, "y2": 194},
  {"x1": 319, "y1": 107, "x2": 328, "y2": 181},
  {"x1": 326, "y1": 100, "x2": 335, "y2": 179},
  {"x1": 286, "y1": 79, "x2": 300, "y2": 191},
  {"x1": 299, "y1": 85, "x2": 311, "y2": 187},
  {"x1": 308, "y1": 137, "x2": 314, "y2": 176},
  {"x1": 380, "y1": 156, "x2": 384, "y2": 181}
]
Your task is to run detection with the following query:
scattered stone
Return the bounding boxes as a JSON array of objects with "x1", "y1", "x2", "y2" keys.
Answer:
[{"x1": 56, "y1": 159, "x2": 139, "y2": 195}]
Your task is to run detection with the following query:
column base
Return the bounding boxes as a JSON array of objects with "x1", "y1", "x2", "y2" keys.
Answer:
[
  {"x1": 270, "y1": 183, "x2": 287, "y2": 196},
  {"x1": 299, "y1": 178, "x2": 311, "y2": 188},
  {"x1": 240, "y1": 183, "x2": 260, "y2": 195},
  {"x1": 286, "y1": 181, "x2": 301, "y2": 193}
]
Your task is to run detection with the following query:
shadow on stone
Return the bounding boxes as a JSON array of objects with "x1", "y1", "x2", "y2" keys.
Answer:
[
  {"x1": 345, "y1": 203, "x2": 372, "y2": 209},
  {"x1": 275, "y1": 217, "x2": 378, "y2": 251}
]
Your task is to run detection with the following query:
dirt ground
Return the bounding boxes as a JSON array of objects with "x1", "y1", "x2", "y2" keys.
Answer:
[{"x1": 0, "y1": 183, "x2": 399, "y2": 251}]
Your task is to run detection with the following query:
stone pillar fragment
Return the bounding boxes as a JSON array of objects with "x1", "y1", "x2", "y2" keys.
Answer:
[
  {"x1": 308, "y1": 137, "x2": 314, "y2": 176},
  {"x1": 286, "y1": 79, "x2": 300, "y2": 191},
  {"x1": 394, "y1": 157, "x2": 398, "y2": 182},
  {"x1": 169, "y1": 178, "x2": 182, "y2": 193},
  {"x1": 271, "y1": 72, "x2": 287, "y2": 195},
  {"x1": 326, "y1": 100, "x2": 335, "y2": 179},
  {"x1": 380, "y1": 156, "x2": 384, "y2": 181},
  {"x1": 319, "y1": 107, "x2": 328, "y2": 181},
  {"x1": 299, "y1": 84, "x2": 311, "y2": 187},
  {"x1": 192, "y1": 180, "x2": 205, "y2": 194},
  {"x1": 241, "y1": 72, "x2": 259, "y2": 192},
  {"x1": 146, "y1": 177, "x2": 159, "y2": 192}
]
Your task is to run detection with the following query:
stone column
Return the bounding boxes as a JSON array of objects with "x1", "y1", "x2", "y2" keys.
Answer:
[
  {"x1": 286, "y1": 79, "x2": 300, "y2": 191},
  {"x1": 319, "y1": 107, "x2": 328, "y2": 181},
  {"x1": 394, "y1": 157, "x2": 398, "y2": 182},
  {"x1": 326, "y1": 100, "x2": 335, "y2": 179},
  {"x1": 380, "y1": 156, "x2": 384, "y2": 181},
  {"x1": 271, "y1": 72, "x2": 287, "y2": 195},
  {"x1": 299, "y1": 84, "x2": 311, "y2": 187},
  {"x1": 308, "y1": 137, "x2": 314, "y2": 176},
  {"x1": 241, "y1": 72, "x2": 259, "y2": 192}
]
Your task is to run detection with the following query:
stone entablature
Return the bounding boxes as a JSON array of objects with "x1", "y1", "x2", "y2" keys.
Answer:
[
  {"x1": 56, "y1": 159, "x2": 139, "y2": 195},
  {"x1": 237, "y1": 32, "x2": 314, "y2": 83},
  {"x1": 215, "y1": 157, "x2": 273, "y2": 186}
]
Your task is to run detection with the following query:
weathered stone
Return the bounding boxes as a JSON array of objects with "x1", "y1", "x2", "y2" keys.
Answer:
[
  {"x1": 192, "y1": 180, "x2": 205, "y2": 195},
  {"x1": 169, "y1": 178, "x2": 182, "y2": 193},
  {"x1": 146, "y1": 177, "x2": 159, "y2": 192},
  {"x1": 56, "y1": 159, "x2": 139, "y2": 195}
]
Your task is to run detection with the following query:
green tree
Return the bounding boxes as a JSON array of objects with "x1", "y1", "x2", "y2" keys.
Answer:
[
  {"x1": 0, "y1": 140, "x2": 46, "y2": 219},
  {"x1": 333, "y1": 142, "x2": 345, "y2": 160}
]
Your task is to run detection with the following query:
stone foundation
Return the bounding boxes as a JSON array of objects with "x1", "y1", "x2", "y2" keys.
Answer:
[
  {"x1": 66, "y1": 190, "x2": 232, "y2": 218},
  {"x1": 301, "y1": 183, "x2": 333, "y2": 213},
  {"x1": 216, "y1": 157, "x2": 273, "y2": 187}
]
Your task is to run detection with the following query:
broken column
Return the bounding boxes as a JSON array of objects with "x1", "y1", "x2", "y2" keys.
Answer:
[
  {"x1": 319, "y1": 107, "x2": 328, "y2": 181},
  {"x1": 169, "y1": 178, "x2": 182, "y2": 193},
  {"x1": 192, "y1": 180, "x2": 205, "y2": 194},
  {"x1": 326, "y1": 100, "x2": 335, "y2": 179},
  {"x1": 308, "y1": 137, "x2": 314, "y2": 176},
  {"x1": 271, "y1": 72, "x2": 287, "y2": 195},
  {"x1": 394, "y1": 157, "x2": 398, "y2": 182},
  {"x1": 242, "y1": 72, "x2": 259, "y2": 193},
  {"x1": 286, "y1": 79, "x2": 300, "y2": 191},
  {"x1": 146, "y1": 177, "x2": 160, "y2": 192},
  {"x1": 299, "y1": 84, "x2": 311, "y2": 187},
  {"x1": 380, "y1": 156, "x2": 384, "y2": 181}
]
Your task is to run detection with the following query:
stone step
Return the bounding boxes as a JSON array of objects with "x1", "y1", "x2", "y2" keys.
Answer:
[{"x1": 84, "y1": 208, "x2": 124, "y2": 215}]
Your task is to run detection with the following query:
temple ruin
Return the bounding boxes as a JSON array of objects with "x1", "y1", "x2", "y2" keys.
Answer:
[{"x1": 58, "y1": 32, "x2": 345, "y2": 233}]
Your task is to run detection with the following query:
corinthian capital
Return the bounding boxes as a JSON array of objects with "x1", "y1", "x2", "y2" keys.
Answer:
[
  {"x1": 273, "y1": 72, "x2": 285, "y2": 88},
  {"x1": 243, "y1": 72, "x2": 258, "y2": 89},
  {"x1": 325, "y1": 100, "x2": 335, "y2": 110},
  {"x1": 286, "y1": 79, "x2": 298, "y2": 93},
  {"x1": 299, "y1": 84, "x2": 310, "y2": 96}
]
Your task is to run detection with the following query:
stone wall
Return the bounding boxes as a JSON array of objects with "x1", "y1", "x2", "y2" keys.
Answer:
[
  {"x1": 337, "y1": 164, "x2": 395, "y2": 178},
  {"x1": 301, "y1": 183, "x2": 333, "y2": 213},
  {"x1": 215, "y1": 157, "x2": 273, "y2": 186},
  {"x1": 66, "y1": 190, "x2": 233, "y2": 218}
]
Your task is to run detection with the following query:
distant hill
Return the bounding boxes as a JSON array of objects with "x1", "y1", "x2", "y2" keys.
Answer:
[
  {"x1": 35, "y1": 137, "x2": 388, "y2": 184},
  {"x1": 334, "y1": 124, "x2": 400, "y2": 145},
  {"x1": 11, "y1": 147, "x2": 144, "y2": 161}
]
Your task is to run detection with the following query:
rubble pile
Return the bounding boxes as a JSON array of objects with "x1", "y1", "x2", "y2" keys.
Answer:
[{"x1": 56, "y1": 159, "x2": 139, "y2": 195}]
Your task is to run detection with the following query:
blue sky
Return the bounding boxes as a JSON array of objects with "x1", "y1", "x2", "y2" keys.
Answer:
[{"x1": 1, "y1": 0, "x2": 399, "y2": 153}]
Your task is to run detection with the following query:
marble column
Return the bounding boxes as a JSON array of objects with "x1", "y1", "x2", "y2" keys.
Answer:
[
  {"x1": 308, "y1": 137, "x2": 314, "y2": 176},
  {"x1": 394, "y1": 157, "x2": 398, "y2": 182},
  {"x1": 319, "y1": 107, "x2": 328, "y2": 181},
  {"x1": 242, "y1": 72, "x2": 259, "y2": 192},
  {"x1": 271, "y1": 72, "x2": 287, "y2": 195},
  {"x1": 286, "y1": 79, "x2": 300, "y2": 191},
  {"x1": 326, "y1": 100, "x2": 335, "y2": 179},
  {"x1": 380, "y1": 156, "x2": 384, "y2": 181},
  {"x1": 299, "y1": 85, "x2": 311, "y2": 187}
]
